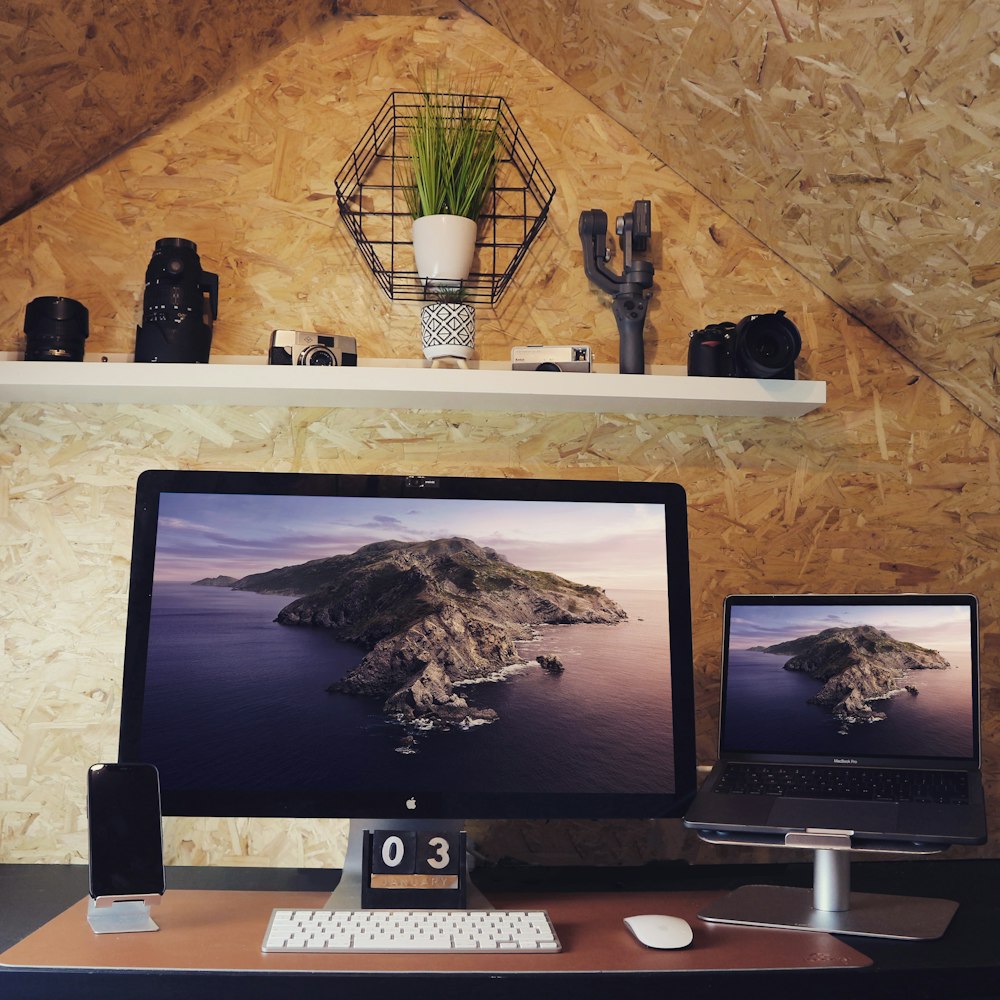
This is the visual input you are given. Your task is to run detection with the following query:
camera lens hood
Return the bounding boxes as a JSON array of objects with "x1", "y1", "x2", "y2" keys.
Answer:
[{"x1": 154, "y1": 236, "x2": 198, "y2": 253}]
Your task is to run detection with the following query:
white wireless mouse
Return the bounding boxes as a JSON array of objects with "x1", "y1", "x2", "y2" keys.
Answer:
[{"x1": 624, "y1": 913, "x2": 694, "y2": 950}]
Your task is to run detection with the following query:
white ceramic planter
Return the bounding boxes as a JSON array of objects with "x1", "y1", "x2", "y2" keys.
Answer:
[
  {"x1": 412, "y1": 214, "x2": 477, "y2": 287},
  {"x1": 421, "y1": 302, "x2": 476, "y2": 361}
]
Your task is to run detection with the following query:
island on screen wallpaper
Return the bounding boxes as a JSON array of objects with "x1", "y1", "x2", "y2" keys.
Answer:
[
  {"x1": 722, "y1": 604, "x2": 974, "y2": 759},
  {"x1": 139, "y1": 493, "x2": 674, "y2": 794}
]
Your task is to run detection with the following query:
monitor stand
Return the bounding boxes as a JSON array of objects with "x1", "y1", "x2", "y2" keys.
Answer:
[
  {"x1": 697, "y1": 830, "x2": 958, "y2": 940},
  {"x1": 323, "y1": 818, "x2": 492, "y2": 910}
]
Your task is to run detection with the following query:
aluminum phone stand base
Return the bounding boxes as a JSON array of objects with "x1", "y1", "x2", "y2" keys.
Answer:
[{"x1": 87, "y1": 897, "x2": 160, "y2": 934}]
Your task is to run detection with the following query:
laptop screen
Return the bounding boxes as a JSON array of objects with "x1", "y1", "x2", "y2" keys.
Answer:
[{"x1": 719, "y1": 595, "x2": 979, "y2": 765}]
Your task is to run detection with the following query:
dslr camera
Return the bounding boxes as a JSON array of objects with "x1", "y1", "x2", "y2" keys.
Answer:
[
  {"x1": 268, "y1": 330, "x2": 358, "y2": 366},
  {"x1": 511, "y1": 345, "x2": 592, "y2": 372},
  {"x1": 687, "y1": 310, "x2": 801, "y2": 380}
]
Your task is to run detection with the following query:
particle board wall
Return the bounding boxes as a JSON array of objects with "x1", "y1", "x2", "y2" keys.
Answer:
[
  {"x1": 462, "y1": 0, "x2": 1000, "y2": 436},
  {"x1": 0, "y1": 0, "x2": 336, "y2": 224},
  {"x1": 0, "y1": 11, "x2": 998, "y2": 869}
]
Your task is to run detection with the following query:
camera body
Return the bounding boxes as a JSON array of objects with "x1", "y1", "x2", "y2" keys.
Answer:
[
  {"x1": 511, "y1": 345, "x2": 592, "y2": 372},
  {"x1": 135, "y1": 238, "x2": 219, "y2": 364},
  {"x1": 687, "y1": 311, "x2": 801, "y2": 380},
  {"x1": 268, "y1": 330, "x2": 358, "y2": 366}
]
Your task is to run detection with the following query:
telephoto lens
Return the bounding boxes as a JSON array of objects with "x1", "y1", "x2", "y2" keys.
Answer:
[
  {"x1": 134, "y1": 238, "x2": 220, "y2": 363},
  {"x1": 23, "y1": 296, "x2": 89, "y2": 361}
]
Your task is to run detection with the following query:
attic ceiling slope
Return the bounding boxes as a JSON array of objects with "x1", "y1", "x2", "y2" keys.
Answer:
[
  {"x1": 464, "y1": 0, "x2": 1000, "y2": 437},
  {"x1": 0, "y1": 0, "x2": 336, "y2": 224}
]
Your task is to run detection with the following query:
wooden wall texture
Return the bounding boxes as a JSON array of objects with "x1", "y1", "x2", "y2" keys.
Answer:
[
  {"x1": 0, "y1": 0, "x2": 335, "y2": 223},
  {"x1": 0, "y1": 9, "x2": 997, "y2": 869},
  {"x1": 459, "y1": 0, "x2": 1000, "y2": 437}
]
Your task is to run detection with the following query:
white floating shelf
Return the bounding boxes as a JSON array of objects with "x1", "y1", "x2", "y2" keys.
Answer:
[{"x1": 0, "y1": 358, "x2": 825, "y2": 418}]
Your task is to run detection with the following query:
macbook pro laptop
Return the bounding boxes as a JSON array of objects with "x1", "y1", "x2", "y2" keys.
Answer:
[{"x1": 684, "y1": 594, "x2": 986, "y2": 847}]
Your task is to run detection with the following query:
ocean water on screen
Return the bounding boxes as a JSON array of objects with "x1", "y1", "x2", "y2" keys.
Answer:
[
  {"x1": 721, "y1": 650, "x2": 974, "y2": 759},
  {"x1": 139, "y1": 585, "x2": 675, "y2": 797}
]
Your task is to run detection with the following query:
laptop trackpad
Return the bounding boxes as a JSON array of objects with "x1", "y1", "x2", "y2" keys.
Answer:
[{"x1": 769, "y1": 799, "x2": 899, "y2": 834}]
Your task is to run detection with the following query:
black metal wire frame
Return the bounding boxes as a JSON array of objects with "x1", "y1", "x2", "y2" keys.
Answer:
[{"x1": 334, "y1": 92, "x2": 557, "y2": 305}]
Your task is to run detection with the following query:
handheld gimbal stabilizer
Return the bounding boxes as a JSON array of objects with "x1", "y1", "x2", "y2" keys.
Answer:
[{"x1": 578, "y1": 200, "x2": 653, "y2": 374}]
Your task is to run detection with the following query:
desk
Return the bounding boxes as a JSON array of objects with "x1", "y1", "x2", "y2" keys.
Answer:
[{"x1": 2, "y1": 860, "x2": 998, "y2": 999}]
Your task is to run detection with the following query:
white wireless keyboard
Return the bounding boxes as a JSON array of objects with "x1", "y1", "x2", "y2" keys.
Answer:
[{"x1": 262, "y1": 907, "x2": 561, "y2": 954}]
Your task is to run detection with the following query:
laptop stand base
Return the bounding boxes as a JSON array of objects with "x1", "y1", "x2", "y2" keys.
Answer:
[{"x1": 698, "y1": 883, "x2": 958, "y2": 940}]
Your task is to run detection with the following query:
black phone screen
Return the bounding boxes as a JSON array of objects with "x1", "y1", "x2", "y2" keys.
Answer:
[{"x1": 87, "y1": 762, "x2": 165, "y2": 898}]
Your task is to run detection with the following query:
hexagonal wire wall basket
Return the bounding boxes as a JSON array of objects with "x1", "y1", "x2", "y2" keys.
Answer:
[{"x1": 334, "y1": 92, "x2": 556, "y2": 305}]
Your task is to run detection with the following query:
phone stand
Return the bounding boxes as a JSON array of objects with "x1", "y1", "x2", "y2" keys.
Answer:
[{"x1": 87, "y1": 895, "x2": 161, "y2": 934}]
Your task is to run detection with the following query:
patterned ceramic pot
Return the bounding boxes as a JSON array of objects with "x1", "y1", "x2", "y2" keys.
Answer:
[{"x1": 420, "y1": 302, "x2": 476, "y2": 361}]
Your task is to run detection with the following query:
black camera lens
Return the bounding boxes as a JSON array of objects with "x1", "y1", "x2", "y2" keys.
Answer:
[
  {"x1": 731, "y1": 311, "x2": 801, "y2": 379},
  {"x1": 23, "y1": 296, "x2": 89, "y2": 361},
  {"x1": 135, "y1": 237, "x2": 219, "y2": 363}
]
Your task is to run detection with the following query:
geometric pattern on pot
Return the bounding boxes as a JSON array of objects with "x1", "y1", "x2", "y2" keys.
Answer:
[{"x1": 421, "y1": 302, "x2": 476, "y2": 359}]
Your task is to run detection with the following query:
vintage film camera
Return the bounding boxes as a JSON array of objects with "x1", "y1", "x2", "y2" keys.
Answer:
[
  {"x1": 511, "y1": 345, "x2": 592, "y2": 373},
  {"x1": 268, "y1": 330, "x2": 358, "y2": 366},
  {"x1": 687, "y1": 310, "x2": 802, "y2": 380}
]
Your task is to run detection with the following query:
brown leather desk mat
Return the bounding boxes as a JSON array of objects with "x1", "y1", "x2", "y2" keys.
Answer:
[{"x1": 0, "y1": 888, "x2": 870, "y2": 974}]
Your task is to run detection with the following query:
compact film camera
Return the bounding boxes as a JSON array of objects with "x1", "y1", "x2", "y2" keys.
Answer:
[
  {"x1": 687, "y1": 310, "x2": 802, "y2": 380},
  {"x1": 268, "y1": 330, "x2": 358, "y2": 366},
  {"x1": 511, "y1": 345, "x2": 592, "y2": 372},
  {"x1": 134, "y1": 238, "x2": 219, "y2": 363}
]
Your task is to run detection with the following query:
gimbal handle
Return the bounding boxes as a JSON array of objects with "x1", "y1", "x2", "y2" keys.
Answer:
[{"x1": 579, "y1": 203, "x2": 654, "y2": 375}]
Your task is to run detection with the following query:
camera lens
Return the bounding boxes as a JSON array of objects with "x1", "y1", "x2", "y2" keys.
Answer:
[
  {"x1": 298, "y1": 345, "x2": 337, "y2": 366},
  {"x1": 23, "y1": 296, "x2": 89, "y2": 361},
  {"x1": 732, "y1": 312, "x2": 801, "y2": 378},
  {"x1": 135, "y1": 237, "x2": 219, "y2": 363}
]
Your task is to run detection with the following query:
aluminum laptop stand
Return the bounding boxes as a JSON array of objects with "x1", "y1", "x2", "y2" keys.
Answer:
[{"x1": 697, "y1": 829, "x2": 958, "y2": 940}]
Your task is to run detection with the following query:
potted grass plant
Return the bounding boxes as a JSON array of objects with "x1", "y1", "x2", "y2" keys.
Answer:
[{"x1": 403, "y1": 89, "x2": 500, "y2": 290}]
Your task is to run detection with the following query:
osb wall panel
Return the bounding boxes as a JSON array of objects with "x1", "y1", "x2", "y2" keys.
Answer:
[
  {"x1": 1, "y1": 12, "x2": 998, "y2": 869},
  {"x1": 0, "y1": 11, "x2": 830, "y2": 371},
  {"x1": 466, "y1": 0, "x2": 1000, "y2": 435},
  {"x1": 0, "y1": 0, "x2": 336, "y2": 223}
]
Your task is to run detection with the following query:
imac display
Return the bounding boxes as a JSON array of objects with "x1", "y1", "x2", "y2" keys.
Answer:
[{"x1": 118, "y1": 471, "x2": 696, "y2": 835}]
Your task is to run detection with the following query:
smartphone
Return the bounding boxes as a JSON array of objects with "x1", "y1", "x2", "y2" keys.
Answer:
[{"x1": 87, "y1": 762, "x2": 165, "y2": 900}]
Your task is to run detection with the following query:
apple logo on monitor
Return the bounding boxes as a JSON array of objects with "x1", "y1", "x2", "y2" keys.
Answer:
[{"x1": 406, "y1": 797, "x2": 417, "y2": 810}]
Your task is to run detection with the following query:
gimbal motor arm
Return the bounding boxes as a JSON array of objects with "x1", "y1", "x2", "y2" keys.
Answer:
[{"x1": 578, "y1": 200, "x2": 654, "y2": 374}]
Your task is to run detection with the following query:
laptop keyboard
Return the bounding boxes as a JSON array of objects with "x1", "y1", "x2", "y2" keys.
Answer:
[{"x1": 715, "y1": 763, "x2": 970, "y2": 805}]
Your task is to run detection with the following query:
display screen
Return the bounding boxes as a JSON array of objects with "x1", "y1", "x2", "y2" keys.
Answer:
[
  {"x1": 119, "y1": 472, "x2": 696, "y2": 820},
  {"x1": 88, "y1": 762, "x2": 165, "y2": 898},
  {"x1": 720, "y1": 596, "x2": 979, "y2": 763}
]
